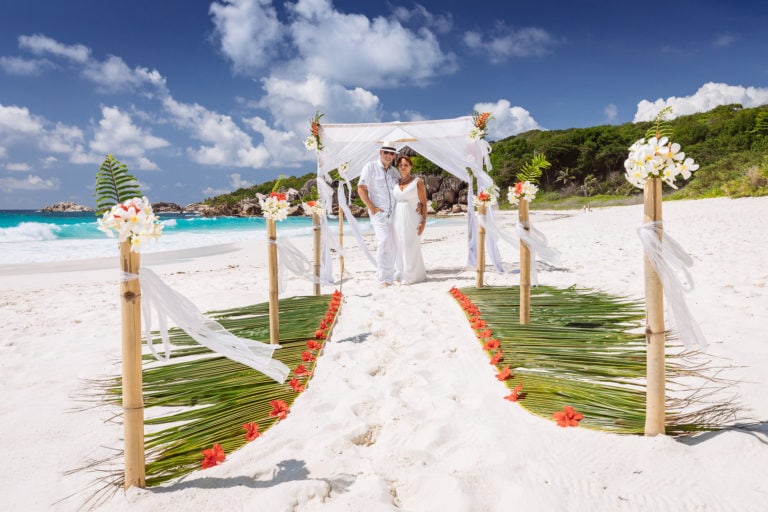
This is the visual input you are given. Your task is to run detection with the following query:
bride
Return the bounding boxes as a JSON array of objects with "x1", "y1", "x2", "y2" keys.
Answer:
[{"x1": 393, "y1": 154, "x2": 428, "y2": 284}]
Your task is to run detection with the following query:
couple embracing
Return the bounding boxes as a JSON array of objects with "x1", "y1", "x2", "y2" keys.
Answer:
[{"x1": 358, "y1": 141, "x2": 428, "y2": 287}]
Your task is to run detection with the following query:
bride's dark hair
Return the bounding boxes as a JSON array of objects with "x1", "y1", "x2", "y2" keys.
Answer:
[{"x1": 396, "y1": 155, "x2": 413, "y2": 167}]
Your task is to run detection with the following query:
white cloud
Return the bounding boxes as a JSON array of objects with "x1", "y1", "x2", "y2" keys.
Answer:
[
  {"x1": 0, "y1": 174, "x2": 59, "y2": 191},
  {"x1": 393, "y1": 4, "x2": 453, "y2": 34},
  {"x1": 463, "y1": 25, "x2": 560, "y2": 63},
  {"x1": 473, "y1": 99, "x2": 542, "y2": 140},
  {"x1": 5, "y1": 162, "x2": 31, "y2": 172},
  {"x1": 82, "y1": 55, "x2": 166, "y2": 94},
  {"x1": 0, "y1": 104, "x2": 45, "y2": 135},
  {"x1": 40, "y1": 156, "x2": 58, "y2": 167},
  {"x1": 209, "y1": 0, "x2": 285, "y2": 74},
  {"x1": 0, "y1": 56, "x2": 52, "y2": 76},
  {"x1": 89, "y1": 106, "x2": 169, "y2": 170},
  {"x1": 604, "y1": 104, "x2": 618, "y2": 123},
  {"x1": 713, "y1": 33, "x2": 736, "y2": 47},
  {"x1": 228, "y1": 173, "x2": 253, "y2": 189},
  {"x1": 162, "y1": 95, "x2": 269, "y2": 168},
  {"x1": 18, "y1": 34, "x2": 91, "y2": 63},
  {"x1": 634, "y1": 82, "x2": 768, "y2": 122}
]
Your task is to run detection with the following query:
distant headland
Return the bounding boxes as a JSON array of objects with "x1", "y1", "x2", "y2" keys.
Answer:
[{"x1": 41, "y1": 201, "x2": 94, "y2": 212}]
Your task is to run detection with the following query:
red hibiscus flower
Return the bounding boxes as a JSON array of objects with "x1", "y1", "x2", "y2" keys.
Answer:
[
  {"x1": 478, "y1": 191, "x2": 490, "y2": 202},
  {"x1": 489, "y1": 351, "x2": 503, "y2": 365},
  {"x1": 504, "y1": 383, "x2": 523, "y2": 402},
  {"x1": 289, "y1": 378, "x2": 305, "y2": 393},
  {"x1": 314, "y1": 329, "x2": 326, "y2": 339},
  {"x1": 269, "y1": 399, "x2": 290, "y2": 420},
  {"x1": 201, "y1": 443, "x2": 226, "y2": 469},
  {"x1": 514, "y1": 182, "x2": 524, "y2": 195},
  {"x1": 553, "y1": 405, "x2": 584, "y2": 427},
  {"x1": 471, "y1": 319, "x2": 487, "y2": 329},
  {"x1": 483, "y1": 339, "x2": 500, "y2": 351},
  {"x1": 496, "y1": 366, "x2": 512, "y2": 381},
  {"x1": 478, "y1": 329, "x2": 492, "y2": 339},
  {"x1": 243, "y1": 422, "x2": 261, "y2": 442},
  {"x1": 301, "y1": 350, "x2": 316, "y2": 362},
  {"x1": 306, "y1": 340, "x2": 322, "y2": 351},
  {"x1": 294, "y1": 364, "x2": 310, "y2": 377}
]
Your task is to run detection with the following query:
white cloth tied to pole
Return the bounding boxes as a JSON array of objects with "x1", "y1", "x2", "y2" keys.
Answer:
[
  {"x1": 271, "y1": 237, "x2": 323, "y2": 293},
  {"x1": 123, "y1": 268, "x2": 289, "y2": 383},
  {"x1": 476, "y1": 214, "x2": 560, "y2": 284},
  {"x1": 637, "y1": 221, "x2": 707, "y2": 350}
]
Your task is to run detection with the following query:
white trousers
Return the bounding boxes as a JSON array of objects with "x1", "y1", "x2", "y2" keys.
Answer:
[{"x1": 370, "y1": 211, "x2": 397, "y2": 284}]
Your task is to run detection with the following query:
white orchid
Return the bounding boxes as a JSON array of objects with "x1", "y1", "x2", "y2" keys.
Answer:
[{"x1": 97, "y1": 196, "x2": 163, "y2": 252}]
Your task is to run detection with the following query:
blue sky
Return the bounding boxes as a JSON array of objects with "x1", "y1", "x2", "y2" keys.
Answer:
[{"x1": 1, "y1": 0, "x2": 767, "y2": 209}]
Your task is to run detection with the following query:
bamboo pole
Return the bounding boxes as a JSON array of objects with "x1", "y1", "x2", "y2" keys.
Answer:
[
  {"x1": 267, "y1": 218, "x2": 279, "y2": 344},
  {"x1": 643, "y1": 178, "x2": 666, "y2": 436},
  {"x1": 338, "y1": 208, "x2": 345, "y2": 280},
  {"x1": 119, "y1": 240, "x2": 145, "y2": 489},
  {"x1": 312, "y1": 213, "x2": 321, "y2": 295},
  {"x1": 519, "y1": 199, "x2": 531, "y2": 324},
  {"x1": 476, "y1": 203, "x2": 486, "y2": 288}
]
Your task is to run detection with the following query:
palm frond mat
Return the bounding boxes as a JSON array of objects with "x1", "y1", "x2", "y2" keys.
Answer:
[
  {"x1": 450, "y1": 285, "x2": 737, "y2": 435},
  {"x1": 100, "y1": 290, "x2": 341, "y2": 487}
]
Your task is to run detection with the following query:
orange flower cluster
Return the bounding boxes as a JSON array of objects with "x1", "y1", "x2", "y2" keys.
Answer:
[
  {"x1": 308, "y1": 111, "x2": 324, "y2": 150},
  {"x1": 473, "y1": 111, "x2": 491, "y2": 130},
  {"x1": 269, "y1": 191, "x2": 287, "y2": 201}
]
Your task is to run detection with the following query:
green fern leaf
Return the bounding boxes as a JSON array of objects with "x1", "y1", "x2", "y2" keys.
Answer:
[
  {"x1": 94, "y1": 154, "x2": 142, "y2": 215},
  {"x1": 516, "y1": 152, "x2": 551, "y2": 184},
  {"x1": 645, "y1": 106, "x2": 675, "y2": 140}
]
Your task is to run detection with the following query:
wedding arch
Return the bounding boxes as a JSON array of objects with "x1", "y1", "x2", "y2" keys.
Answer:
[{"x1": 309, "y1": 115, "x2": 506, "y2": 283}]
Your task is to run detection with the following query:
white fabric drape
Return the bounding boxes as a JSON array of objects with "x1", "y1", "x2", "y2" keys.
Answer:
[
  {"x1": 127, "y1": 268, "x2": 290, "y2": 383},
  {"x1": 637, "y1": 222, "x2": 707, "y2": 350},
  {"x1": 313, "y1": 116, "x2": 499, "y2": 277}
]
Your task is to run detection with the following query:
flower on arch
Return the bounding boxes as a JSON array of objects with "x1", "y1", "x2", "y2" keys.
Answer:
[
  {"x1": 469, "y1": 111, "x2": 492, "y2": 140},
  {"x1": 269, "y1": 399, "x2": 291, "y2": 420},
  {"x1": 553, "y1": 405, "x2": 584, "y2": 427},
  {"x1": 201, "y1": 442, "x2": 226, "y2": 469},
  {"x1": 243, "y1": 422, "x2": 261, "y2": 442},
  {"x1": 304, "y1": 111, "x2": 324, "y2": 151}
]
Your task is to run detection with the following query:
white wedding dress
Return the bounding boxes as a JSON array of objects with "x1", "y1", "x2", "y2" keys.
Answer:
[{"x1": 393, "y1": 178, "x2": 427, "y2": 284}]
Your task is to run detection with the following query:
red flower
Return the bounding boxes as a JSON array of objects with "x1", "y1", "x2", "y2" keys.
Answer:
[
  {"x1": 306, "y1": 339, "x2": 322, "y2": 351},
  {"x1": 489, "y1": 351, "x2": 503, "y2": 365},
  {"x1": 306, "y1": 200, "x2": 316, "y2": 207},
  {"x1": 483, "y1": 339, "x2": 500, "y2": 351},
  {"x1": 504, "y1": 383, "x2": 523, "y2": 402},
  {"x1": 496, "y1": 366, "x2": 512, "y2": 381},
  {"x1": 269, "y1": 399, "x2": 290, "y2": 420},
  {"x1": 289, "y1": 378, "x2": 305, "y2": 393},
  {"x1": 314, "y1": 329, "x2": 326, "y2": 339},
  {"x1": 478, "y1": 329, "x2": 492, "y2": 339},
  {"x1": 243, "y1": 422, "x2": 261, "y2": 442},
  {"x1": 514, "y1": 181, "x2": 524, "y2": 195},
  {"x1": 301, "y1": 350, "x2": 316, "y2": 362},
  {"x1": 478, "y1": 191, "x2": 490, "y2": 202},
  {"x1": 471, "y1": 319, "x2": 487, "y2": 329},
  {"x1": 201, "y1": 443, "x2": 226, "y2": 469},
  {"x1": 293, "y1": 364, "x2": 310, "y2": 377},
  {"x1": 553, "y1": 405, "x2": 584, "y2": 427}
]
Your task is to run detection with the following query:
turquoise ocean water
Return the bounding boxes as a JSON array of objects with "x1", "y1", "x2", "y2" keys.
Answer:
[{"x1": 0, "y1": 210, "x2": 344, "y2": 265}]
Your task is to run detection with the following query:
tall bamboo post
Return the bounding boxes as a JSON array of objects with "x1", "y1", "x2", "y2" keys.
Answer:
[
  {"x1": 119, "y1": 240, "x2": 145, "y2": 489},
  {"x1": 643, "y1": 178, "x2": 665, "y2": 436},
  {"x1": 338, "y1": 208, "x2": 345, "y2": 279},
  {"x1": 267, "y1": 218, "x2": 279, "y2": 344},
  {"x1": 518, "y1": 199, "x2": 531, "y2": 324},
  {"x1": 312, "y1": 212, "x2": 321, "y2": 295},
  {"x1": 476, "y1": 203, "x2": 486, "y2": 288}
]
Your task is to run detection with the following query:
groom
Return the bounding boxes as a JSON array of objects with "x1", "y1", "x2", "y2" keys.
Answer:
[{"x1": 358, "y1": 141, "x2": 401, "y2": 287}]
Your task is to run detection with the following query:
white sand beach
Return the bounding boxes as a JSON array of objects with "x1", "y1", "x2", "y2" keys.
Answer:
[{"x1": 1, "y1": 196, "x2": 767, "y2": 511}]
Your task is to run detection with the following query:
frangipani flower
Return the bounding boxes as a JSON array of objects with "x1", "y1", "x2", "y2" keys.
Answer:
[
  {"x1": 302, "y1": 200, "x2": 325, "y2": 216},
  {"x1": 97, "y1": 196, "x2": 163, "y2": 252},
  {"x1": 624, "y1": 136, "x2": 698, "y2": 189},
  {"x1": 260, "y1": 192, "x2": 290, "y2": 221}
]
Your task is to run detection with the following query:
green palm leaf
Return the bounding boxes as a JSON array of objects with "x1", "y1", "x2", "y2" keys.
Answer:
[
  {"x1": 454, "y1": 286, "x2": 737, "y2": 435},
  {"x1": 94, "y1": 154, "x2": 142, "y2": 215}
]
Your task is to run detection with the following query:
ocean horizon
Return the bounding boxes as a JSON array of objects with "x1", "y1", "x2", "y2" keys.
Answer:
[{"x1": 0, "y1": 210, "x2": 351, "y2": 265}]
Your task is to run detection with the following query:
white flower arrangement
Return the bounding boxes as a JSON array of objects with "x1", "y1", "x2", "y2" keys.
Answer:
[
  {"x1": 624, "y1": 136, "x2": 699, "y2": 189},
  {"x1": 468, "y1": 127, "x2": 487, "y2": 141},
  {"x1": 97, "y1": 196, "x2": 163, "y2": 252},
  {"x1": 507, "y1": 181, "x2": 539, "y2": 205},
  {"x1": 474, "y1": 185, "x2": 499, "y2": 208},
  {"x1": 338, "y1": 162, "x2": 349, "y2": 175},
  {"x1": 304, "y1": 136, "x2": 319, "y2": 151},
  {"x1": 301, "y1": 199, "x2": 325, "y2": 216},
  {"x1": 260, "y1": 192, "x2": 290, "y2": 221}
]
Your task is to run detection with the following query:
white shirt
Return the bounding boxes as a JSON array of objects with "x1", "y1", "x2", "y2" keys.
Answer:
[{"x1": 358, "y1": 159, "x2": 400, "y2": 218}]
